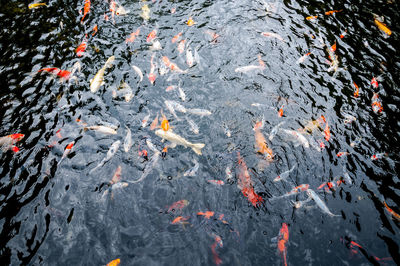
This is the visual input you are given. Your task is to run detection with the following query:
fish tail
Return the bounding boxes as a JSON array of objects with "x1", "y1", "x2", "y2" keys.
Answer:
[{"x1": 191, "y1": 143, "x2": 205, "y2": 155}]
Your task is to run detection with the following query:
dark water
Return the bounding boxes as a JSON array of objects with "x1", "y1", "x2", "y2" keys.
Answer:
[{"x1": 1, "y1": 0, "x2": 400, "y2": 265}]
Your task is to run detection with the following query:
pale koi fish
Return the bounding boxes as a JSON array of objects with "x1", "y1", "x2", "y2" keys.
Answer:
[
  {"x1": 184, "y1": 159, "x2": 199, "y2": 176},
  {"x1": 148, "y1": 53, "x2": 157, "y2": 84},
  {"x1": 260, "y1": 32, "x2": 286, "y2": 42},
  {"x1": 273, "y1": 184, "x2": 309, "y2": 199},
  {"x1": 162, "y1": 56, "x2": 187, "y2": 73},
  {"x1": 142, "y1": 113, "x2": 151, "y2": 128},
  {"x1": 123, "y1": 127, "x2": 132, "y2": 153},
  {"x1": 273, "y1": 164, "x2": 296, "y2": 182},
  {"x1": 129, "y1": 151, "x2": 160, "y2": 184},
  {"x1": 150, "y1": 113, "x2": 159, "y2": 130},
  {"x1": 185, "y1": 116, "x2": 199, "y2": 134},
  {"x1": 269, "y1": 121, "x2": 285, "y2": 141},
  {"x1": 177, "y1": 39, "x2": 186, "y2": 54},
  {"x1": 306, "y1": 189, "x2": 340, "y2": 217},
  {"x1": 164, "y1": 100, "x2": 180, "y2": 120},
  {"x1": 90, "y1": 140, "x2": 121, "y2": 173},
  {"x1": 297, "y1": 52, "x2": 311, "y2": 64},
  {"x1": 167, "y1": 199, "x2": 189, "y2": 213},
  {"x1": 90, "y1": 55, "x2": 115, "y2": 93},
  {"x1": 84, "y1": 125, "x2": 118, "y2": 135},
  {"x1": 145, "y1": 138, "x2": 159, "y2": 154},
  {"x1": 186, "y1": 47, "x2": 194, "y2": 67},
  {"x1": 150, "y1": 40, "x2": 162, "y2": 51},
  {"x1": 186, "y1": 108, "x2": 211, "y2": 116},
  {"x1": 131, "y1": 65, "x2": 143, "y2": 82},
  {"x1": 178, "y1": 85, "x2": 186, "y2": 101},
  {"x1": 165, "y1": 100, "x2": 187, "y2": 113},
  {"x1": 280, "y1": 129, "x2": 310, "y2": 148},
  {"x1": 155, "y1": 129, "x2": 205, "y2": 155},
  {"x1": 207, "y1": 180, "x2": 224, "y2": 185}
]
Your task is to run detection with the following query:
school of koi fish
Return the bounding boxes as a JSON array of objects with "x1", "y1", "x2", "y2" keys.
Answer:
[{"x1": 1, "y1": 0, "x2": 399, "y2": 265}]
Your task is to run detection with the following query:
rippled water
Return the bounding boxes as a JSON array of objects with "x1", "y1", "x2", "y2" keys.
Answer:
[{"x1": 1, "y1": 0, "x2": 400, "y2": 265}]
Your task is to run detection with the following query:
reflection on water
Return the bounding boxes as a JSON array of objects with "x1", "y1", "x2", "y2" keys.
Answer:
[{"x1": 0, "y1": 0, "x2": 399, "y2": 265}]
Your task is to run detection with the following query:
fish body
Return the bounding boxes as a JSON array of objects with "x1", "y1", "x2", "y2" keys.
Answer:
[
  {"x1": 371, "y1": 93, "x2": 383, "y2": 114},
  {"x1": 150, "y1": 40, "x2": 162, "y2": 51},
  {"x1": 166, "y1": 100, "x2": 187, "y2": 113},
  {"x1": 171, "y1": 216, "x2": 189, "y2": 224},
  {"x1": 140, "y1": 4, "x2": 150, "y2": 20},
  {"x1": 353, "y1": 82, "x2": 360, "y2": 97},
  {"x1": 306, "y1": 189, "x2": 340, "y2": 217},
  {"x1": 383, "y1": 201, "x2": 400, "y2": 221},
  {"x1": 165, "y1": 100, "x2": 180, "y2": 120},
  {"x1": 343, "y1": 114, "x2": 356, "y2": 124},
  {"x1": 129, "y1": 151, "x2": 160, "y2": 183},
  {"x1": 126, "y1": 28, "x2": 140, "y2": 43},
  {"x1": 90, "y1": 140, "x2": 121, "y2": 173},
  {"x1": 207, "y1": 180, "x2": 224, "y2": 185},
  {"x1": 76, "y1": 39, "x2": 87, "y2": 57},
  {"x1": 81, "y1": 0, "x2": 90, "y2": 22},
  {"x1": 131, "y1": 65, "x2": 143, "y2": 82},
  {"x1": 185, "y1": 116, "x2": 199, "y2": 134},
  {"x1": 155, "y1": 129, "x2": 205, "y2": 155},
  {"x1": 197, "y1": 211, "x2": 214, "y2": 219},
  {"x1": 110, "y1": 165, "x2": 122, "y2": 184},
  {"x1": 237, "y1": 152, "x2": 263, "y2": 207},
  {"x1": 184, "y1": 160, "x2": 199, "y2": 176},
  {"x1": 178, "y1": 86, "x2": 186, "y2": 101},
  {"x1": 186, "y1": 108, "x2": 211, "y2": 116},
  {"x1": 235, "y1": 65, "x2": 263, "y2": 73},
  {"x1": 116, "y1": 4, "x2": 128, "y2": 16},
  {"x1": 167, "y1": 199, "x2": 189, "y2": 213},
  {"x1": 84, "y1": 125, "x2": 117, "y2": 135},
  {"x1": 142, "y1": 113, "x2": 151, "y2": 128},
  {"x1": 275, "y1": 184, "x2": 309, "y2": 199},
  {"x1": 273, "y1": 164, "x2": 296, "y2": 182},
  {"x1": 106, "y1": 258, "x2": 120, "y2": 266},
  {"x1": 374, "y1": 19, "x2": 392, "y2": 36},
  {"x1": 145, "y1": 138, "x2": 159, "y2": 153},
  {"x1": 123, "y1": 127, "x2": 132, "y2": 152},
  {"x1": 324, "y1": 122, "x2": 331, "y2": 141},
  {"x1": 186, "y1": 48, "x2": 194, "y2": 67},
  {"x1": 277, "y1": 223, "x2": 289, "y2": 266},
  {"x1": 0, "y1": 133, "x2": 24, "y2": 150},
  {"x1": 29, "y1": 3, "x2": 47, "y2": 9},
  {"x1": 297, "y1": 52, "x2": 311, "y2": 64},
  {"x1": 187, "y1": 17, "x2": 195, "y2": 26},
  {"x1": 150, "y1": 113, "x2": 159, "y2": 130},
  {"x1": 371, "y1": 152, "x2": 388, "y2": 160},
  {"x1": 90, "y1": 56, "x2": 115, "y2": 93},
  {"x1": 177, "y1": 39, "x2": 186, "y2": 54},
  {"x1": 38, "y1": 67, "x2": 71, "y2": 81},
  {"x1": 147, "y1": 29, "x2": 157, "y2": 43},
  {"x1": 162, "y1": 56, "x2": 186, "y2": 73},
  {"x1": 58, "y1": 141, "x2": 74, "y2": 165},
  {"x1": 281, "y1": 129, "x2": 309, "y2": 148},
  {"x1": 254, "y1": 123, "x2": 273, "y2": 161},
  {"x1": 261, "y1": 32, "x2": 285, "y2": 42},
  {"x1": 269, "y1": 121, "x2": 285, "y2": 141},
  {"x1": 172, "y1": 32, "x2": 182, "y2": 43}
]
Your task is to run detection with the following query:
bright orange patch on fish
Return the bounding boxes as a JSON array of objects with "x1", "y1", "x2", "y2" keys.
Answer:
[
  {"x1": 12, "y1": 146, "x2": 20, "y2": 153},
  {"x1": 81, "y1": 0, "x2": 90, "y2": 23},
  {"x1": 325, "y1": 10, "x2": 342, "y2": 15},
  {"x1": 330, "y1": 42, "x2": 337, "y2": 53},
  {"x1": 147, "y1": 29, "x2": 157, "y2": 43},
  {"x1": 371, "y1": 77, "x2": 379, "y2": 88},
  {"x1": 353, "y1": 82, "x2": 359, "y2": 97},
  {"x1": 324, "y1": 122, "x2": 330, "y2": 141},
  {"x1": 383, "y1": 201, "x2": 400, "y2": 221},
  {"x1": 172, "y1": 216, "x2": 189, "y2": 224},
  {"x1": 278, "y1": 105, "x2": 284, "y2": 117},
  {"x1": 66, "y1": 142, "x2": 74, "y2": 150},
  {"x1": 106, "y1": 258, "x2": 120, "y2": 266},
  {"x1": 187, "y1": 17, "x2": 195, "y2": 26},
  {"x1": 76, "y1": 39, "x2": 87, "y2": 57},
  {"x1": 92, "y1": 24, "x2": 98, "y2": 36},
  {"x1": 126, "y1": 28, "x2": 140, "y2": 43},
  {"x1": 337, "y1": 151, "x2": 349, "y2": 157},
  {"x1": 340, "y1": 29, "x2": 347, "y2": 38},
  {"x1": 171, "y1": 32, "x2": 182, "y2": 43},
  {"x1": 277, "y1": 223, "x2": 289, "y2": 266},
  {"x1": 197, "y1": 211, "x2": 214, "y2": 219},
  {"x1": 148, "y1": 73, "x2": 156, "y2": 84},
  {"x1": 306, "y1": 15, "x2": 318, "y2": 20},
  {"x1": 161, "y1": 116, "x2": 170, "y2": 131},
  {"x1": 374, "y1": 19, "x2": 392, "y2": 36},
  {"x1": 371, "y1": 93, "x2": 383, "y2": 113},
  {"x1": 9, "y1": 133, "x2": 25, "y2": 141},
  {"x1": 254, "y1": 124, "x2": 274, "y2": 161},
  {"x1": 38, "y1": 68, "x2": 71, "y2": 80},
  {"x1": 168, "y1": 200, "x2": 189, "y2": 212}
]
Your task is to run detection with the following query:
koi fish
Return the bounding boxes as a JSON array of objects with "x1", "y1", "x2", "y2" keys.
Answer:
[
  {"x1": 115, "y1": 3, "x2": 128, "y2": 16},
  {"x1": 84, "y1": 125, "x2": 117, "y2": 135},
  {"x1": 254, "y1": 120, "x2": 274, "y2": 161},
  {"x1": 277, "y1": 223, "x2": 289, "y2": 266},
  {"x1": 235, "y1": 64, "x2": 264, "y2": 73},
  {"x1": 278, "y1": 105, "x2": 284, "y2": 117},
  {"x1": 353, "y1": 82, "x2": 359, "y2": 97},
  {"x1": 197, "y1": 211, "x2": 214, "y2": 219},
  {"x1": 225, "y1": 165, "x2": 233, "y2": 182},
  {"x1": 178, "y1": 85, "x2": 186, "y2": 101},
  {"x1": 92, "y1": 24, "x2": 98, "y2": 36},
  {"x1": 337, "y1": 151, "x2": 349, "y2": 157},
  {"x1": 274, "y1": 184, "x2": 309, "y2": 199},
  {"x1": 89, "y1": 140, "x2": 121, "y2": 173},
  {"x1": 147, "y1": 29, "x2": 157, "y2": 43},
  {"x1": 186, "y1": 108, "x2": 211, "y2": 116},
  {"x1": 29, "y1": 2, "x2": 47, "y2": 9},
  {"x1": 162, "y1": 56, "x2": 186, "y2": 73},
  {"x1": 269, "y1": 121, "x2": 285, "y2": 141},
  {"x1": 371, "y1": 93, "x2": 383, "y2": 113},
  {"x1": 172, "y1": 216, "x2": 189, "y2": 224},
  {"x1": 138, "y1": 148, "x2": 148, "y2": 160},
  {"x1": 186, "y1": 47, "x2": 194, "y2": 67},
  {"x1": 166, "y1": 85, "x2": 176, "y2": 92},
  {"x1": 131, "y1": 65, "x2": 143, "y2": 82},
  {"x1": 343, "y1": 113, "x2": 356, "y2": 124},
  {"x1": 261, "y1": 32, "x2": 285, "y2": 42},
  {"x1": 165, "y1": 100, "x2": 187, "y2": 113},
  {"x1": 109, "y1": 0, "x2": 116, "y2": 20},
  {"x1": 123, "y1": 127, "x2": 132, "y2": 152},
  {"x1": 237, "y1": 152, "x2": 264, "y2": 207},
  {"x1": 140, "y1": 4, "x2": 150, "y2": 20},
  {"x1": 141, "y1": 113, "x2": 151, "y2": 128},
  {"x1": 58, "y1": 141, "x2": 74, "y2": 165},
  {"x1": 155, "y1": 129, "x2": 205, "y2": 155},
  {"x1": 306, "y1": 15, "x2": 318, "y2": 20},
  {"x1": 106, "y1": 258, "x2": 120, "y2": 266},
  {"x1": 177, "y1": 39, "x2": 186, "y2": 54},
  {"x1": 164, "y1": 100, "x2": 180, "y2": 120},
  {"x1": 371, "y1": 152, "x2": 388, "y2": 160},
  {"x1": 0, "y1": 133, "x2": 24, "y2": 152},
  {"x1": 273, "y1": 164, "x2": 296, "y2": 182},
  {"x1": 167, "y1": 199, "x2": 189, "y2": 213},
  {"x1": 207, "y1": 180, "x2": 224, "y2": 185},
  {"x1": 306, "y1": 189, "x2": 340, "y2": 217},
  {"x1": 297, "y1": 52, "x2": 311, "y2": 64},
  {"x1": 324, "y1": 122, "x2": 331, "y2": 141},
  {"x1": 187, "y1": 17, "x2": 195, "y2": 26},
  {"x1": 374, "y1": 19, "x2": 392, "y2": 36},
  {"x1": 145, "y1": 138, "x2": 159, "y2": 154},
  {"x1": 126, "y1": 28, "x2": 140, "y2": 43},
  {"x1": 81, "y1": 0, "x2": 90, "y2": 23},
  {"x1": 148, "y1": 53, "x2": 157, "y2": 84},
  {"x1": 383, "y1": 201, "x2": 400, "y2": 221},
  {"x1": 281, "y1": 129, "x2": 310, "y2": 148},
  {"x1": 161, "y1": 114, "x2": 170, "y2": 131},
  {"x1": 150, "y1": 40, "x2": 162, "y2": 51},
  {"x1": 211, "y1": 234, "x2": 223, "y2": 265},
  {"x1": 38, "y1": 67, "x2": 71, "y2": 81},
  {"x1": 172, "y1": 32, "x2": 182, "y2": 43},
  {"x1": 185, "y1": 116, "x2": 199, "y2": 134},
  {"x1": 90, "y1": 55, "x2": 115, "y2": 93},
  {"x1": 119, "y1": 82, "x2": 133, "y2": 102},
  {"x1": 76, "y1": 37, "x2": 87, "y2": 57},
  {"x1": 184, "y1": 159, "x2": 199, "y2": 176},
  {"x1": 150, "y1": 113, "x2": 159, "y2": 130},
  {"x1": 110, "y1": 165, "x2": 122, "y2": 184},
  {"x1": 325, "y1": 10, "x2": 342, "y2": 15},
  {"x1": 340, "y1": 29, "x2": 347, "y2": 38},
  {"x1": 129, "y1": 150, "x2": 160, "y2": 183},
  {"x1": 371, "y1": 77, "x2": 379, "y2": 88}
]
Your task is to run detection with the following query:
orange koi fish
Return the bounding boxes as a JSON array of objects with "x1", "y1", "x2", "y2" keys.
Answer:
[
  {"x1": 237, "y1": 152, "x2": 264, "y2": 207},
  {"x1": 81, "y1": 0, "x2": 90, "y2": 23},
  {"x1": 371, "y1": 77, "x2": 379, "y2": 88},
  {"x1": 324, "y1": 122, "x2": 330, "y2": 141},
  {"x1": 171, "y1": 32, "x2": 182, "y2": 43},
  {"x1": 207, "y1": 180, "x2": 225, "y2": 185},
  {"x1": 353, "y1": 82, "x2": 359, "y2": 97},
  {"x1": 277, "y1": 223, "x2": 289, "y2": 266},
  {"x1": 211, "y1": 234, "x2": 223, "y2": 265},
  {"x1": 167, "y1": 199, "x2": 189, "y2": 213},
  {"x1": 162, "y1": 56, "x2": 186, "y2": 73},
  {"x1": 325, "y1": 10, "x2": 342, "y2": 15},
  {"x1": 278, "y1": 105, "x2": 284, "y2": 117},
  {"x1": 147, "y1": 29, "x2": 157, "y2": 43},
  {"x1": 161, "y1": 113, "x2": 170, "y2": 131},
  {"x1": 110, "y1": 165, "x2": 122, "y2": 184},
  {"x1": 374, "y1": 19, "x2": 392, "y2": 36},
  {"x1": 187, "y1": 17, "x2": 195, "y2": 26},
  {"x1": 38, "y1": 68, "x2": 71, "y2": 81},
  {"x1": 92, "y1": 24, "x2": 98, "y2": 36},
  {"x1": 126, "y1": 28, "x2": 140, "y2": 43},
  {"x1": 150, "y1": 113, "x2": 159, "y2": 130},
  {"x1": 177, "y1": 39, "x2": 186, "y2": 54},
  {"x1": 383, "y1": 201, "x2": 400, "y2": 221},
  {"x1": 172, "y1": 216, "x2": 189, "y2": 224},
  {"x1": 75, "y1": 37, "x2": 87, "y2": 57},
  {"x1": 106, "y1": 258, "x2": 120, "y2": 266},
  {"x1": 330, "y1": 42, "x2": 337, "y2": 53},
  {"x1": 197, "y1": 211, "x2": 214, "y2": 219},
  {"x1": 306, "y1": 15, "x2": 318, "y2": 20},
  {"x1": 371, "y1": 93, "x2": 383, "y2": 114},
  {"x1": 336, "y1": 151, "x2": 349, "y2": 157},
  {"x1": 254, "y1": 121, "x2": 274, "y2": 161}
]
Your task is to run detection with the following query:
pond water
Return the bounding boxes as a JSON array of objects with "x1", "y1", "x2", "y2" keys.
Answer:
[{"x1": 0, "y1": 0, "x2": 399, "y2": 265}]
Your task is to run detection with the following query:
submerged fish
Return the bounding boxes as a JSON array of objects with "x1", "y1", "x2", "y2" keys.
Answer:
[
  {"x1": 277, "y1": 223, "x2": 289, "y2": 266},
  {"x1": 280, "y1": 129, "x2": 310, "y2": 148},
  {"x1": 162, "y1": 56, "x2": 187, "y2": 73},
  {"x1": 29, "y1": 2, "x2": 47, "y2": 9},
  {"x1": 186, "y1": 47, "x2": 194, "y2": 67},
  {"x1": 274, "y1": 184, "x2": 309, "y2": 199},
  {"x1": 129, "y1": 151, "x2": 160, "y2": 183},
  {"x1": 185, "y1": 116, "x2": 199, "y2": 134},
  {"x1": 235, "y1": 65, "x2": 264, "y2": 73},
  {"x1": 90, "y1": 140, "x2": 121, "y2": 173},
  {"x1": 254, "y1": 121, "x2": 274, "y2": 161},
  {"x1": 269, "y1": 121, "x2": 285, "y2": 141},
  {"x1": 90, "y1": 56, "x2": 115, "y2": 93},
  {"x1": 126, "y1": 28, "x2": 140, "y2": 43},
  {"x1": 123, "y1": 127, "x2": 132, "y2": 152},
  {"x1": 273, "y1": 164, "x2": 296, "y2": 182},
  {"x1": 0, "y1": 133, "x2": 24, "y2": 151},
  {"x1": 167, "y1": 199, "x2": 189, "y2": 213},
  {"x1": 166, "y1": 100, "x2": 187, "y2": 113},
  {"x1": 184, "y1": 159, "x2": 199, "y2": 176},
  {"x1": 374, "y1": 18, "x2": 392, "y2": 36},
  {"x1": 131, "y1": 65, "x2": 143, "y2": 82},
  {"x1": 186, "y1": 108, "x2": 211, "y2": 116},
  {"x1": 84, "y1": 125, "x2": 117, "y2": 135},
  {"x1": 178, "y1": 85, "x2": 186, "y2": 101},
  {"x1": 140, "y1": 4, "x2": 150, "y2": 20},
  {"x1": 261, "y1": 32, "x2": 286, "y2": 42},
  {"x1": 155, "y1": 129, "x2": 205, "y2": 155},
  {"x1": 306, "y1": 189, "x2": 340, "y2": 217},
  {"x1": 237, "y1": 152, "x2": 263, "y2": 207},
  {"x1": 58, "y1": 141, "x2": 75, "y2": 165}
]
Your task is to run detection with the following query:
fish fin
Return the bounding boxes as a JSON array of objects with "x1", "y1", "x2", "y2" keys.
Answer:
[
  {"x1": 169, "y1": 142, "x2": 177, "y2": 148},
  {"x1": 191, "y1": 143, "x2": 205, "y2": 155}
]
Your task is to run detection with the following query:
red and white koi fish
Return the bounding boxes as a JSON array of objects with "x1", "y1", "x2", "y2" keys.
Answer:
[
  {"x1": 297, "y1": 52, "x2": 311, "y2": 64},
  {"x1": 171, "y1": 32, "x2": 182, "y2": 43},
  {"x1": 371, "y1": 77, "x2": 379, "y2": 88},
  {"x1": 324, "y1": 122, "x2": 331, "y2": 141},
  {"x1": 148, "y1": 53, "x2": 157, "y2": 84},
  {"x1": 371, "y1": 152, "x2": 388, "y2": 160},
  {"x1": 126, "y1": 28, "x2": 140, "y2": 43},
  {"x1": 274, "y1": 184, "x2": 309, "y2": 199},
  {"x1": 371, "y1": 93, "x2": 383, "y2": 114},
  {"x1": 0, "y1": 133, "x2": 24, "y2": 152},
  {"x1": 177, "y1": 39, "x2": 186, "y2": 54},
  {"x1": 147, "y1": 29, "x2": 157, "y2": 43},
  {"x1": 336, "y1": 151, "x2": 349, "y2": 157},
  {"x1": 58, "y1": 141, "x2": 74, "y2": 165},
  {"x1": 75, "y1": 36, "x2": 87, "y2": 57},
  {"x1": 167, "y1": 199, "x2": 189, "y2": 213},
  {"x1": 162, "y1": 56, "x2": 186, "y2": 73},
  {"x1": 38, "y1": 67, "x2": 71, "y2": 81},
  {"x1": 260, "y1": 32, "x2": 285, "y2": 42},
  {"x1": 277, "y1": 223, "x2": 289, "y2": 266},
  {"x1": 237, "y1": 152, "x2": 264, "y2": 207},
  {"x1": 81, "y1": 0, "x2": 90, "y2": 23},
  {"x1": 353, "y1": 82, "x2": 359, "y2": 97}
]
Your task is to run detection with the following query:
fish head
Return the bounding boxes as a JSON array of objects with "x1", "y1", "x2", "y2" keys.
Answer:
[
  {"x1": 116, "y1": 6, "x2": 128, "y2": 15},
  {"x1": 10, "y1": 133, "x2": 25, "y2": 142}
]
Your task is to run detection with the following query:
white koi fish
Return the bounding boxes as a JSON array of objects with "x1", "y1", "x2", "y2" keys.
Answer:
[
  {"x1": 269, "y1": 121, "x2": 285, "y2": 140},
  {"x1": 186, "y1": 47, "x2": 194, "y2": 67},
  {"x1": 150, "y1": 40, "x2": 162, "y2": 51},
  {"x1": 235, "y1": 65, "x2": 264, "y2": 73},
  {"x1": 90, "y1": 56, "x2": 115, "y2": 93},
  {"x1": 186, "y1": 108, "x2": 211, "y2": 116},
  {"x1": 123, "y1": 127, "x2": 132, "y2": 152},
  {"x1": 165, "y1": 100, "x2": 180, "y2": 120},
  {"x1": 273, "y1": 164, "x2": 296, "y2": 182},
  {"x1": 280, "y1": 129, "x2": 310, "y2": 148},
  {"x1": 166, "y1": 100, "x2": 187, "y2": 113},
  {"x1": 90, "y1": 140, "x2": 121, "y2": 173},
  {"x1": 84, "y1": 125, "x2": 118, "y2": 135},
  {"x1": 131, "y1": 65, "x2": 143, "y2": 82},
  {"x1": 146, "y1": 138, "x2": 159, "y2": 153},
  {"x1": 306, "y1": 189, "x2": 340, "y2": 217},
  {"x1": 129, "y1": 151, "x2": 160, "y2": 183},
  {"x1": 142, "y1": 113, "x2": 151, "y2": 128},
  {"x1": 260, "y1": 32, "x2": 286, "y2": 42},
  {"x1": 155, "y1": 129, "x2": 205, "y2": 155},
  {"x1": 178, "y1": 85, "x2": 186, "y2": 101},
  {"x1": 185, "y1": 116, "x2": 199, "y2": 134},
  {"x1": 184, "y1": 159, "x2": 199, "y2": 176}
]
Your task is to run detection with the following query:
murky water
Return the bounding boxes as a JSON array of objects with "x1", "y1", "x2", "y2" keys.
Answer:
[{"x1": 1, "y1": 0, "x2": 399, "y2": 265}]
